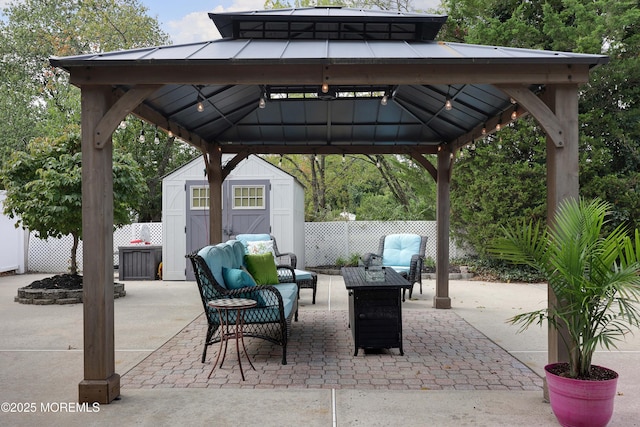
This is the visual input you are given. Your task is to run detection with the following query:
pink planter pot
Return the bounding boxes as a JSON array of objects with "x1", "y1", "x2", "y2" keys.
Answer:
[{"x1": 545, "y1": 363, "x2": 618, "y2": 427}]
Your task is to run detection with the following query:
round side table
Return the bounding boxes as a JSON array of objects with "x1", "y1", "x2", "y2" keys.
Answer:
[{"x1": 207, "y1": 298, "x2": 257, "y2": 381}]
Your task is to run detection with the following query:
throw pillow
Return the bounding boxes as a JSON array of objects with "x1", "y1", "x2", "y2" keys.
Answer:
[
  {"x1": 246, "y1": 240, "x2": 275, "y2": 257},
  {"x1": 221, "y1": 267, "x2": 265, "y2": 306},
  {"x1": 244, "y1": 253, "x2": 279, "y2": 285},
  {"x1": 222, "y1": 267, "x2": 257, "y2": 290}
]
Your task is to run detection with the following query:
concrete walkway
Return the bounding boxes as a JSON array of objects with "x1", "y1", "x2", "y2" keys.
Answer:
[{"x1": 0, "y1": 273, "x2": 638, "y2": 426}]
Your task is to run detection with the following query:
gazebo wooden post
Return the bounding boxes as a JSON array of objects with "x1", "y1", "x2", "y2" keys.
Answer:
[
  {"x1": 434, "y1": 145, "x2": 452, "y2": 309},
  {"x1": 544, "y1": 84, "x2": 579, "y2": 366},
  {"x1": 78, "y1": 86, "x2": 120, "y2": 403},
  {"x1": 205, "y1": 145, "x2": 223, "y2": 245}
]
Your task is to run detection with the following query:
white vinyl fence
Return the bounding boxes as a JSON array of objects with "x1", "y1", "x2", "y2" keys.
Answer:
[
  {"x1": 21, "y1": 221, "x2": 466, "y2": 273},
  {"x1": 0, "y1": 191, "x2": 28, "y2": 274},
  {"x1": 304, "y1": 221, "x2": 467, "y2": 267},
  {"x1": 26, "y1": 223, "x2": 162, "y2": 273}
]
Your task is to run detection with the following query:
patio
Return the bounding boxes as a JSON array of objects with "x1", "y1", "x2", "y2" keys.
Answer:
[
  {"x1": 120, "y1": 309, "x2": 541, "y2": 391},
  {"x1": 2, "y1": 273, "x2": 640, "y2": 425}
]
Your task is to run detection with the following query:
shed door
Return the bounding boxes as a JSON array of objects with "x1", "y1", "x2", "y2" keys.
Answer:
[
  {"x1": 185, "y1": 180, "x2": 210, "y2": 280},
  {"x1": 185, "y1": 179, "x2": 270, "y2": 280},
  {"x1": 223, "y1": 180, "x2": 270, "y2": 238}
]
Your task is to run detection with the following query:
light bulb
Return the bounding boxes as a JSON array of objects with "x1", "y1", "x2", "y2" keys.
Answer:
[
  {"x1": 481, "y1": 126, "x2": 487, "y2": 135},
  {"x1": 197, "y1": 101, "x2": 204, "y2": 112},
  {"x1": 496, "y1": 123, "x2": 502, "y2": 131},
  {"x1": 511, "y1": 110, "x2": 517, "y2": 120},
  {"x1": 321, "y1": 81, "x2": 329, "y2": 93},
  {"x1": 259, "y1": 97, "x2": 266, "y2": 109},
  {"x1": 445, "y1": 98, "x2": 452, "y2": 110},
  {"x1": 381, "y1": 94, "x2": 388, "y2": 106}
]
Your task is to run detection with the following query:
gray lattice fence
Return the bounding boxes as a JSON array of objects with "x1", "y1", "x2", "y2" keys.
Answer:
[
  {"x1": 27, "y1": 223, "x2": 163, "y2": 273},
  {"x1": 304, "y1": 221, "x2": 467, "y2": 267}
]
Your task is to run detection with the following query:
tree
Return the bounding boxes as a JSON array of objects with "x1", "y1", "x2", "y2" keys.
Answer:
[
  {"x1": 1, "y1": 125, "x2": 147, "y2": 274},
  {"x1": 450, "y1": 118, "x2": 547, "y2": 256},
  {"x1": 112, "y1": 118, "x2": 198, "y2": 221},
  {"x1": 442, "y1": 0, "x2": 640, "y2": 254},
  {"x1": 0, "y1": 0, "x2": 198, "y2": 219}
]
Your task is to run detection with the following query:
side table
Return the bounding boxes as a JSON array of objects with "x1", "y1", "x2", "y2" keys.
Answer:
[{"x1": 207, "y1": 298, "x2": 257, "y2": 381}]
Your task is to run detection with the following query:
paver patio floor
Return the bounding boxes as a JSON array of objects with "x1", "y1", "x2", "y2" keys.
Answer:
[{"x1": 121, "y1": 309, "x2": 543, "y2": 391}]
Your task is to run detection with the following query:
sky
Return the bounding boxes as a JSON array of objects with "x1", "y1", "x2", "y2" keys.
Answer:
[
  {"x1": 0, "y1": 0, "x2": 443, "y2": 45},
  {"x1": 140, "y1": 0, "x2": 444, "y2": 44}
]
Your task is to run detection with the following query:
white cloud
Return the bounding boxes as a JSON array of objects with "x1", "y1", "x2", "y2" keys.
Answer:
[
  {"x1": 167, "y1": 11, "x2": 221, "y2": 44},
  {"x1": 163, "y1": 0, "x2": 446, "y2": 45},
  {"x1": 166, "y1": 0, "x2": 266, "y2": 45}
]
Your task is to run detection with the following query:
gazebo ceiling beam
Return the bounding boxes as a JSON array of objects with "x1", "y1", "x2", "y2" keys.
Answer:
[
  {"x1": 216, "y1": 144, "x2": 439, "y2": 156},
  {"x1": 68, "y1": 63, "x2": 592, "y2": 86}
]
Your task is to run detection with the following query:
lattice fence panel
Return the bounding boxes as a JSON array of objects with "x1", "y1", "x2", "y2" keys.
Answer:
[
  {"x1": 28, "y1": 223, "x2": 163, "y2": 273},
  {"x1": 304, "y1": 221, "x2": 467, "y2": 267},
  {"x1": 27, "y1": 220, "x2": 466, "y2": 272}
]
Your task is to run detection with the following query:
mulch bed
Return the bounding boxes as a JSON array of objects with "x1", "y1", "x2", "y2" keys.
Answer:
[
  {"x1": 15, "y1": 273, "x2": 126, "y2": 305},
  {"x1": 26, "y1": 273, "x2": 83, "y2": 290}
]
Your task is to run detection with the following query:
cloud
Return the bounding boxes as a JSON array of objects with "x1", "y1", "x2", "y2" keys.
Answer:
[
  {"x1": 164, "y1": 0, "x2": 444, "y2": 45},
  {"x1": 167, "y1": 0, "x2": 266, "y2": 45},
  {"x1": 167, "y1": 11, "x2": 221, "y2": 44}
]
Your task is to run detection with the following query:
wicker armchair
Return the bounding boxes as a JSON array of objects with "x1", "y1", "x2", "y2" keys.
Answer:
[
  {"x1": 362, "y1": 234, "x2": 427, "y2": 301},
  {"x1": 187, "y1": 241, "x2": 298, "y2": 365}
]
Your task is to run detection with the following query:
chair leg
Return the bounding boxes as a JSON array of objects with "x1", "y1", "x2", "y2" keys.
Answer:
[{"x1": 202, "y1": 324, "x2": 218, "y2": 363}]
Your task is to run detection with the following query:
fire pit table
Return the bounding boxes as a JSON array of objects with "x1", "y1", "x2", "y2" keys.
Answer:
[{"x1": 341, "y1": 266, "x2": 412, "y2": 356}]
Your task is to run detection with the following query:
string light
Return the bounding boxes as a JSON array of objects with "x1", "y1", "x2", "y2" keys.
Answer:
[
  {"x1": 381, "y1": 94, "x2": 388, "y2": 106},
  {"x1": 445, "y1": 86, "x2": 453, "y2": 110},
  {"x1": 321, "y1": 81, "x2": 329, "y2": 93},
  {"x1": 259, "y1": 96, "x2": 266, "y2": 109},
  {"x1": 196, "y1": 94, "x2": 204, "y2": 113}
]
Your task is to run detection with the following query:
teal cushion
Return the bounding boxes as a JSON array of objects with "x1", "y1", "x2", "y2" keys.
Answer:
[
  {"x1": 382, "y1": 234, "x2": 421, "y2": 267},
  {"x1": 245, "y1": 253, "x2": 279, "y2": 285},
  {"x1": 222, "y1": 267, "x2": 257, "y2": 290},
  {"x1": 294, "y1": 269, "x2": 313, "y2": 281}
]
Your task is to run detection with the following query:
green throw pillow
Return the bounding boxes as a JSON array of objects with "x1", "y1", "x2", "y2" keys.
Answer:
[{"x1": 244, "y1": 253, "x2": 279, "y2": 285}]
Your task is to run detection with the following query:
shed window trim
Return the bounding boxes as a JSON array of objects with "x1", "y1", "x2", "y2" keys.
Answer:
[
  {"x1": 232, "y1": 185, "x2": 265, "y2": 209},
  {"x1": 190, "y1": 186, "x2": 210, "y2": 210}
]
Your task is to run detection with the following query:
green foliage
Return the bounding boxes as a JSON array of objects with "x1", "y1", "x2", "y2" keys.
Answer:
[
  {"x1": 112, "y1": 118, "x2": 198, "y2": 221},
  {"x1": 443, "y1": 0, "x2": 640, "y2": 259},
  {"x1": 0, "y1": 0, "x2": 185, "y2": 220},
  {"x1": 450, "y1": 118, "x2": 547, "y2": 257},
  {"x1": 463, "y1": 257, "x2": 545, "y2": 283},
  {"x1": 491, "y1": 198, "x2": 640, "y2": 379},
  {"x1": 1, "y1": 124, "x2": 147, "y2": 273},
  {"x1": 348, "y1": 252, "x2": 361, "y2": 266},
  {"x1": 335, "y1": 253, "x2": 361, "y2": 267}
]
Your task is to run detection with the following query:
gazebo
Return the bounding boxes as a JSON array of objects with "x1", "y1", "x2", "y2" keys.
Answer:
[{"x1": 50, "y1": 7, "x2": 608, "y2": 403}]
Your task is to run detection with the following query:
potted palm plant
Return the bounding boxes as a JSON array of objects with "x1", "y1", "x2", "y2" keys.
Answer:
[{"x1": 491, "y1": 198, "x2": 640, "y2": 427}]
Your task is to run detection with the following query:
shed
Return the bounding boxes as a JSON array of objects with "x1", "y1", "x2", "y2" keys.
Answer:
[{"x1": 162, "y1": 154, "x2": 305, "y2": 280}]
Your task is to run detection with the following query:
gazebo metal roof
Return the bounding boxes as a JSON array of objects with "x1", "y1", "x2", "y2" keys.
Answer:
[
  {"x1": 51, "y1": 7, "x2": 607, "y2": 155},
  {"x1": 49, "y1": 7, "x2": 609, "y2": 404}
]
